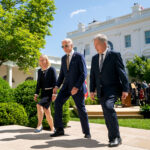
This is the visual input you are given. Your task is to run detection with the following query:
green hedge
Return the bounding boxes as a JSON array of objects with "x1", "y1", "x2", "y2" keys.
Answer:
[
  {"x1": 85, "y1": 97, "x2": 99, "y2": 105},
  {"x1": 14, "y1": 80, "x2": 37, "y2": 120},
  {"x1": 140, "y1": 104, "x2": 150, "y2": 118},
  {"x1": 0, "y1": 77, "x2": 14, "y2": 102},
  {"x1": 69, "y1": 96, "x2": 99, "y2": 107},
  {"x1": 0, "y1": 102, "x2": 28, "y2": 126},
  {"x1": 14, "y1": 80, "x2": 70, "y2": 128}
]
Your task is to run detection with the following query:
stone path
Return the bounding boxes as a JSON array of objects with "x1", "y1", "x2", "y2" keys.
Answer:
[{"x1": 0, "y1": 121, "x2": 150, "y2": 150}]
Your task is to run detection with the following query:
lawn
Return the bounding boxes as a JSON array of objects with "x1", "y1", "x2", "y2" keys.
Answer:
[{"x1": 70, "y1": 118, "x2": 150, "y2": 130}]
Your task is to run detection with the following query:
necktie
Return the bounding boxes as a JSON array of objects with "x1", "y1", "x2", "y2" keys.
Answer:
[
  {"x1": 99, "y1": 54, "x2": 104, "y2": 72},
  {"x1": 66, "y1": 54, "x2": 70, "y2": 71}
]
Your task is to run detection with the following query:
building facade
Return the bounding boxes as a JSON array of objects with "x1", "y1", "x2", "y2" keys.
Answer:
[{"x1": 67, "y1": 3, "x2": 150, "y2": 64}]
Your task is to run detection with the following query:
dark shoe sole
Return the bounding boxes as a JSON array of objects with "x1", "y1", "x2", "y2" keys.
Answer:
[
  {"x1": 108, "y1": 141, "x2": 122, "y2": 147},
  {"x1": 50, "y1": 133, "x2": 64, "y2": 137}
]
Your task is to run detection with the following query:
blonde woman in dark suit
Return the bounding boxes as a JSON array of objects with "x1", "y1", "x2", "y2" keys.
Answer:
[{"x1": 34, "y1": 54, "x2": 57, "y2": 133}]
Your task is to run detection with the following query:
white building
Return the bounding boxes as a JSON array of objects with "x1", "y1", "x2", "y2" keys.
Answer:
[{"x1": 67, "y1": 3, "x2": 150, "y2": 64}]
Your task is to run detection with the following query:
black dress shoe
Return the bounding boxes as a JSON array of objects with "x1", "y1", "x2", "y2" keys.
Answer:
[
  {"x1": 50, "y1": 130, "x2": 64, "y2": 137},
  {"x1": 84, "y1": 134, "x2": 91, "y2": 139},
  {"x1": 109, "y1": 137, "x2": 122, "y2": 147}
]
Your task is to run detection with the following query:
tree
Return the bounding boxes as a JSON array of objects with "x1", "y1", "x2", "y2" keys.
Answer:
[
  {"x1": 0, "y1": 0, "x2": 56, "y2": 71},
  {"x1": 144, "y1": 59, "x2": 150, "y2": 83},
  {"x1": 126, "y1": 55, "x2": 150, "y2": 82}
]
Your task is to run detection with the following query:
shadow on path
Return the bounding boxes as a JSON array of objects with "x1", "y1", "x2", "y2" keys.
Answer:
[
  {"x1": 0, "y1": 133, "x2": 53, "y2": 141},
  {"x1": 31, "y1": 138, "x2": 107, "y2": 149},
  {"x1": 0, "y1": 128, "x2": 34, "y2": 134}
]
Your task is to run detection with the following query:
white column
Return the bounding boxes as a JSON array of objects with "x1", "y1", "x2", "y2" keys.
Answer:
[
  {"x1": 34, "y1": 68, "x2": 38, "y2": 81},
  {"x1": 7, "y1": 65, "x2": 12, "y2": 87}
]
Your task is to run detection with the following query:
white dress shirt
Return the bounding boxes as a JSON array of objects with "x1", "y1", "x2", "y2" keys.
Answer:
[
  {"x1": 67, "y1": 49, "x2": 74, "y2": 64},
  {"x1": 99, "y1": 48, "x2": 108, "y2": 66}
]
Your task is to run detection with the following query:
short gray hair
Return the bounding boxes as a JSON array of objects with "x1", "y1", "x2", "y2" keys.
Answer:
[
  {"x1": 62, "y1": 38, "x2": 73, "y2": 45},
  {"x1": 94, "y1": 34, "x2": 108, "y2": 43}
]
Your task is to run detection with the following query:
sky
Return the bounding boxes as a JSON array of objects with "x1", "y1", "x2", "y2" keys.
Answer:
[{"x1": 41, "y1": 0, "x2": 150, "y2": 57}]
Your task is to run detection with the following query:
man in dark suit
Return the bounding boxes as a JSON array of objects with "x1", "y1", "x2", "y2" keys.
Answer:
[
  {"x1": 90, "y1": 34, "x2": 129, "y2": 147},
  {"x1": 51, "y1": 38, "x2": 91, "y2": 138}
]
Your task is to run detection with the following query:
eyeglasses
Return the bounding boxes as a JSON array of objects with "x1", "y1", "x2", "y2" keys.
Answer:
[{"x1": 61, "y1": 45, "x2": 69, "y2": 48}]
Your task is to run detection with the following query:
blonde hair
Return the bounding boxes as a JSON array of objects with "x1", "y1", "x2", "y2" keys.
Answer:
[{"x1": 39, "y1": 54, "x2": 51, "y2": 68}]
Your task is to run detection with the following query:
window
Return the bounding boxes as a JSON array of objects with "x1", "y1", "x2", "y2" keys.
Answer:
[
  {"x1": 145, "y1": 30, "x2": 150, "y2": 44},
  {"x1": 84, "y1": 44, "x2": 90, "y2": 56},
  {"x1": 125, "y1": 35, "x2": 131, "y2": 48},
  {"x1": 73, "y1": 47, "x2": 77, "y2": 52}
]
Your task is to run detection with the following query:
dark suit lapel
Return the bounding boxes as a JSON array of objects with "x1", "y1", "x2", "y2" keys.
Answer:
[
  {"x1": 63, "y1": 55, "x2": 68, "y2": 72},
  {"x1": 101, "y1": 50, "x2": 111, "y2": 72},
  {"x1": 95, "y1": 54, "x2": 100, "y2": 72}
]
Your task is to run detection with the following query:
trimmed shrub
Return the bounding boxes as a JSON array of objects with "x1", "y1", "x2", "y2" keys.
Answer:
[
  {"x1": 62, "y1": 100, "x2": 70, "y2": 127},
  {"x1": 14, "y1": 80, "x2": 37, "y2": 120},
  {"x1": 68, "y1": 96, "x2": 75, "y2": 107},
  {"x1": 70, "y1": 109, "x2": 78, "y2": 118},
  {"x1": 0, "y1": 77, "x2": 14, "y2": 102},
  {"x1": 85, "y1": 97, "x2": 99, "y2": 105},
  {"x1": 140, "y1": 104, "x2": 150, "y2": 118},
  {"x1": 0, "y1": 102, "x2": 28, "y2": 126}
]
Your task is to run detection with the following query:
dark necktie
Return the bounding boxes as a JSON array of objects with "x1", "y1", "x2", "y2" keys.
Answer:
[
  {"x1": 99, "y1": 54, "x2": 104, "y2": 72},
  {"x1": 66, "y1": 54, "x2": 70, "y2": 71}
]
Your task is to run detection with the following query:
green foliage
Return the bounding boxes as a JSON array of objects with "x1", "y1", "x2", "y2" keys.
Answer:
[
  {"x1": 70, "y1": 118, "x2": 150, "y2": 130},
  {"x1": 69, "y1": 96, "x2": 99, "y2": 107},
  {"x1": 85, "y1": 97, "x2": 99, "y2": 105},
  {"x1": 0, "y1": 102, "x2": 28, "y2": 126},
  {"x1": 0, "y1": 77, "x2": 14, "y2": 102},
  {"x1": 70, "y1": 109, "x2": 78, "y2": 118},
  {"x1": 140, "y1": 104, "x2": 150, "y2": 118},
  {"x1": 143, "y1": 59, "x2": 150, "y2": 83},
  {"x1": 126, "y1": 55, "x2": 150, "y2": 82},
  {"x1": 14, "y1": 80, "x2": 37, "y2": 119},
  {"x1": 62, "y1": 100, "x2": 70, "y2": 127},
  {"x1": 0, "y1": 0, "x2": 56, "y2": 71},
  {"x1": 115, "y1": 98, "x2": 122, "y2": 106},
  {"x1": 68, "y1": 96, "x2": 75, "y2": 107}
]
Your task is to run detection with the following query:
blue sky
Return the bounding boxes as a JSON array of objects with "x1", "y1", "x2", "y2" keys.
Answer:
[{"x1": 41, "y1": 0, "x2": 150, "y2": 57}]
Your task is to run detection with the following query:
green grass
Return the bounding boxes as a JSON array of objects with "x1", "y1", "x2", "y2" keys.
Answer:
[{"x1": 70, "y1": 118, "x2": 150, "y2": 130}]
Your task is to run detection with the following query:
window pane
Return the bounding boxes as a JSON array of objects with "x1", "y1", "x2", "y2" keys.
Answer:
[
  {"x1": 125, "y1": 35, "x2": 131, "y2": 48},
  {"x1": 145, "y1": 31, "x2": 150, "y2": 44},
  {"x1": 84, "y1": 44, "x2": 90, "y2": 55},
  {"x1": 74, "y1": 47, "x2": 77, "y2": 52}
]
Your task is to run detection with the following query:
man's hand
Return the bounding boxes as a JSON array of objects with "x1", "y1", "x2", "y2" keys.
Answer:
[
  {"x1": 34, "y1": 94, "x2": 38, "y2": 102},
  {"x1": 121, "y1": 92, "x2": 128, "y2": 104},
  {"x1": 52, "y1": 87, "x2": 58, "y2": 101},
  {"x1": 90, "y1": 92, "x2": 95, "y2": 100},
  {"x1": 52, "y1": 94, "x2": 57, "y2": 101},
  {"x1": 71, "y1": 87, "x2": 79, "y2": 95}
]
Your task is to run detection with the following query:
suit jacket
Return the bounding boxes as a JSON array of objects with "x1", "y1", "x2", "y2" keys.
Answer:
[
  {"x1": 90, "y1": 50, "x2": 129, "y2": 98},
  {"x1": 56, "y1": 52, "x2": 87, "y2": 93},
  {"x1": 35, "y1": 66, "x2": 57, "y2": 95}
]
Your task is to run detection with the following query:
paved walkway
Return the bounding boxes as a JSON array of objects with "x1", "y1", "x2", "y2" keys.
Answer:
[{"x1": 0, "y1": 121, "x2": 150, "y2": 150}]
